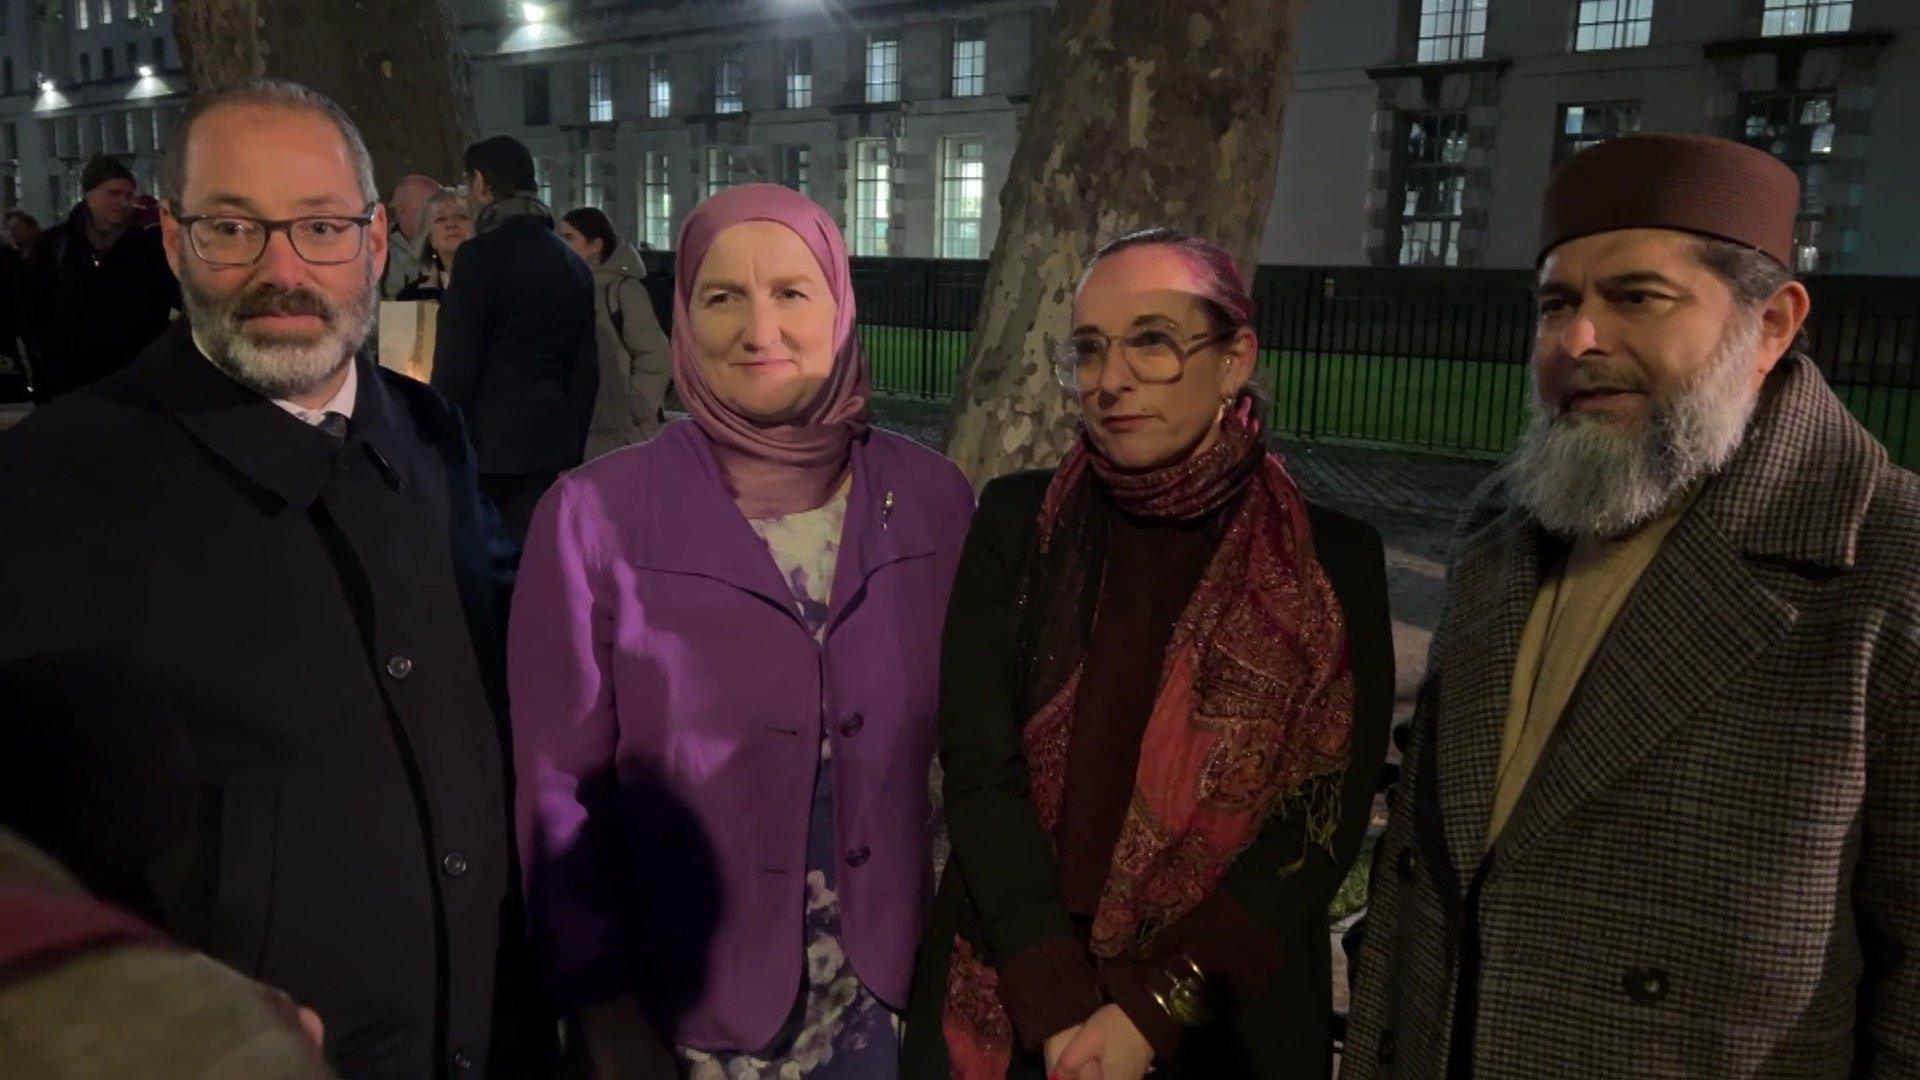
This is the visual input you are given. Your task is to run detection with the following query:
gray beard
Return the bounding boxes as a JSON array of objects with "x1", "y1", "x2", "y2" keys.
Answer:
[
  {"x1": 1507, "y1": 316, "x2": 1765, "y2": 540},
  {"x1": 182, "y1": 270, "x2": 376, "y2": 401}
]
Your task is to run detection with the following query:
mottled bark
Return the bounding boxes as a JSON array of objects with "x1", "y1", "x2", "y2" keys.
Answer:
[
  {"x1": 173, "y1": 0, "x2": 475, "y2": 193},
  {"x1": 944, "y1": 0, "x2": 1300, "y2": 484}
]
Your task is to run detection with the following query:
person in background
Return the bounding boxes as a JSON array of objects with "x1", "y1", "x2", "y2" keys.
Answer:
[
  {"x1": 0, "y1": 79, "x2": 546, "y2": 1078},
  {"x1": 511, "y1": 184, "x2": 975, "y2": 1079},
  {"x1": 432, "y1": 134, "x2": 597, "y2": 545},
  {"x1": 395, "y1": 187, "x2": 473, "y2": 303},
  {"x1": 381, "y1": 173, "x2": 440, "y2": 299},
  {"x1": 904, "y1": 228, "x2": 1393, "y2": 1080},
  {"x1": 1342, "y1": 134, "x2": 1919, "y2": 1078},
  {"x1": 5, "y1": 209, "x2": 42, "y2": 254},
  {"x1": 559, "y1": 205, "x2": 671, "y2": 458},
  {"x1": 17, "y1": 155, "x2": 179, "y2": 402}
]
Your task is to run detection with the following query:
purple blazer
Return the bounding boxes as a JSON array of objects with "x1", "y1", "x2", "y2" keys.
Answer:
[{"x1": 508, "y1": 420, "x2": 974, "y2": 1051}]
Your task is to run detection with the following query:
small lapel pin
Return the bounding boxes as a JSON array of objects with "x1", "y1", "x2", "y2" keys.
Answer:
[{"x1": 881, "y1": 490, "x2": 895, "y2": 530}]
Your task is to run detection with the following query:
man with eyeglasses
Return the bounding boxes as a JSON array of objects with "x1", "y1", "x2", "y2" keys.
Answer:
[{"x1": 0, "y1": 79, "x2": 551, "y2": 1079}]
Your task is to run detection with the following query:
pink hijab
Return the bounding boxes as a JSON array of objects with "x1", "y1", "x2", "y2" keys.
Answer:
[{"x1": 672, "y1": 184, "x2": 871, "y2": 518}]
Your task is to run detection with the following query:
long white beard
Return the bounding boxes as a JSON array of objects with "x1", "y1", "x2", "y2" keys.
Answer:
[
  {"x1": 183, "y1": 270, "x2": 377, "y2": 401},
  {"x1": 1508, "y1": 316, "x2": 1764, "y2": 539}
]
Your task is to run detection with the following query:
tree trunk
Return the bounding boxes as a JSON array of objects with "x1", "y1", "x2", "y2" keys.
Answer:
[
  {"x1": 944, "y1": 0, "x2": 1300, "y2": 484},
  {"x1": 173, "y1": 0, "x2": 475, "y2": 194}
]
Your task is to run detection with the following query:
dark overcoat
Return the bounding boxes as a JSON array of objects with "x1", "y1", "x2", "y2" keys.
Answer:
[{"x1": 0, "y1": 322, "x2": 546, "y2": 1079}]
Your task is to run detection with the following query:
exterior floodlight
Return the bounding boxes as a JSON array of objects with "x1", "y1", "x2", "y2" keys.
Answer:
[
  {"x1": 137, "y1": 64, "x2": 154, "y2": 79},
  {"x1": 38, "y1": 78, "x2": 52, "y2": 93},
  {"x1": 521, "y1": 2, "x2": 547, "y2": 21}
]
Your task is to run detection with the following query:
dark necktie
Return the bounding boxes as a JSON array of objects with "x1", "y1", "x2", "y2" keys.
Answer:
[{"x1": 317, "y1": 411, "x2": 349, "y2": 441}]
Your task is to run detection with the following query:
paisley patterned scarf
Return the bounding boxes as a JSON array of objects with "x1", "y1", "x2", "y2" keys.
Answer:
[{"x1": 941, "y1": 396, "x2": 1356, "y2": 1076}]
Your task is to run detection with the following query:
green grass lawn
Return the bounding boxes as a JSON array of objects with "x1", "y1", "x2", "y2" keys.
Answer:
[{"x1": 859, "y1": 324, "x2": 1920, "y2": 470}]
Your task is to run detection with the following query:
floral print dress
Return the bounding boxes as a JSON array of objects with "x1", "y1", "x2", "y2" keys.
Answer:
[{"x1": 677, "y1": 484, "x2": 902, "y2": 1079}]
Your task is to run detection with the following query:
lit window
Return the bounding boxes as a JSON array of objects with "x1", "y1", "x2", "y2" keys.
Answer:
[
  {"x1": 849, "y1": 138, "x2": 891, "y2": 256},
  {"x1": 779, "y1": 145, "x2": 810, "y2": 197},
  {"x1": 536, "y1": 158, "x2": 552, "y2": 207},
  {"x1": 587, "y1": 61, "x2": 612, "y2": 123},
  {"x1": 951, "y1": 21, "x2": 986, "y2": 97},
  {"x1": 648, "y1": 56, "x2": 671, "y2": 119},
  {"x1": 75, "y1": 0, "x2": 88, "y2": 31},
  {"x1": 1738, "y1": 89, "x2": 1839, "y2": 271},
  {"x1": 641, "y1": 151, "x2": 672, "y2": 249},
  {"x1": 100, "y1": 0, "x2": 111, "y2": 24},
  {"x1": 581, "y1": 151, "x2": 602, "y2": 208},
  {"x1": 938, "y1": 137, "x2": 985, "y2": 258},
  {"x1": 1416, "y1": 0, "x2": 1488, "y2": 63},
  {"x1": 715, "y1": 47, "x2": 744, "y2": 114},
  {"x1": 1393, "y1": 111, "x2": 1470, "y2": 266},
  {"x1": 784, "y1": 40, "x2": 812, "y2": 109},
  {"x1": 1554, "y1": 100, "x2": 1641, "y2": 164},
  {"x1": 1761, "y1": 0, "x2": 1851, "y2": 36},
  {"x1": 704, "y1": 146, "x2": 734, "y2": 198},
  {"x1": 865, "y1": 34, "x2": 899, "y2": 104},
  {"x1": 1573, "y1": 0, "x2": 1652, "y2": 52}
]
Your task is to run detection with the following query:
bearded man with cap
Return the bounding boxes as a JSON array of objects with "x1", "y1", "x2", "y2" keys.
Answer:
[
  {"x1": 17, "y1": 154, "x2": 180, "y2": 401},
  {"x1": 1341, "y1": 133, "x2": 1919, "y2": 1079}
]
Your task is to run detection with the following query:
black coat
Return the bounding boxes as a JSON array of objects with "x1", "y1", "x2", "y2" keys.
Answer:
[
  {"x1": 17, "y1": 202, "x2": 179, "y2": 402},
  {"x1": 903, "y1": 469, "x2": 1395, "y2": 1079},
  {"x1": 0, "y1": 323, "x2": 548, "y2": 1079},
  {"x1": 431, "y1": 204, "x2": 597, "y2": 476}
]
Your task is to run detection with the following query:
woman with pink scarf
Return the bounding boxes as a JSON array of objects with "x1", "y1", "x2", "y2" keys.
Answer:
[{"x1": 508, "y1": 185, "x2": 974, "y2": 1077}]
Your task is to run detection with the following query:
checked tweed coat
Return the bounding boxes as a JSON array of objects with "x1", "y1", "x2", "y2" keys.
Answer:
[{"x1": 1343, "y1": 356, "x2": 1920, "y2": 1079}]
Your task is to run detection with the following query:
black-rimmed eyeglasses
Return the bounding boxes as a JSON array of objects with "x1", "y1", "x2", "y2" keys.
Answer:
[{"x1": 171, "y1": 201, "x2": 379, "y2": 267}]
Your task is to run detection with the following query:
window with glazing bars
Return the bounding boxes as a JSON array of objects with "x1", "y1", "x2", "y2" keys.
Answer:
[
  {"x1": 581, "y1": 151, "x2": 602, "y2": 208},
  {"x1": 780, "y1": 145, "x2": 810, "y2": 196},
  {"x1": 715, "y1": 48, "x2": 744, "y2": 114},
  {"x1": 641, "y1": 151, "x2": 672, "y2": 249},
  {"x1": 523, "y1": 66, "x2": 551, "y2": 127},
  {"x1": 1737, "y1": 89, "x2": 1838, "y2": 271},
  {"x1": 1553, "y1": 100, "x2": 1641, "y2": 163},
  {"x1": 99, "y1": 0, "x2": 110, "y2": 23},
  {"x1": 784, "y1": 40, "x2": 812, "y2": 109},
  {"x1": 1393, "y1": 111, "x2": 1469, "y2": 267},
  {"x1": 1761, "y1": 0, "x2": 1851, "y2": 36},
  {"x1": 704, "y1": 146, "x2": 734, "y2": 198},
  {"x1": 74, "y1": 0, "x2": 87, "y2": 29},
  {"x1": 849, "y1": 138, "x2": 891, "y2": 256},
  {"x1": 588, "y1": 62, "x2": 613, "y2": 123},
  {"x1": 1574, "y1": 0, "x2": 1652, "y2": 51},
  {"x1": 865, "y1": 35, "x2": 900, "y2": 104},
  {"x1": 1416, "y1": 0, "x2": 1487, "y2": 63},
  {"x1": 938, "y1": 137, "x2": 985, "y2": 258},
  {"x1": 952, "y1": 21, "x2": 986, "y2": 97},
  {"x1": 648, "y1": 56, "x2": 671, "y2": 118}
]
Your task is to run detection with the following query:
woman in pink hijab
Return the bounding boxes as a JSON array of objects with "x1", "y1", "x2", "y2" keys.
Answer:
[{"x1": 508, "y1": 185, "x2": 975, "y2": 1077}]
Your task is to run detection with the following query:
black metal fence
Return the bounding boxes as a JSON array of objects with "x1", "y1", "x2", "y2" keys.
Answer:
[{"x1": 638, "y1": 254, "x2": 1919, "y2": 468}]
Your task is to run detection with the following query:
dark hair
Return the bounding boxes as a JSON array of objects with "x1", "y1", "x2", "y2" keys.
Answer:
[
  {"x1": 463, "y1": 135, "x2": 537, "y2": 199},
  {"x1": 1085, "y1": 227, "x2": 1255, "y2": 333},
  {"x1": 164, "y1": 78, "x2": 375, "y2": 205},
  {"x1": 5, "y1": 210, "x2": 39, "y2": 230},
  {"x1": 561, "y1": 206, "x2": 620, "y2": 264},
  {"x1": 1692, "y1": 237, "x2": 1810, "y2": 354}
]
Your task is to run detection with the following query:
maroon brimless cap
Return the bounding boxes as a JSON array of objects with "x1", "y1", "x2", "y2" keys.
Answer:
[{"x1": 1538, "y1": 133, "x2": 1802, "y2": 268}]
